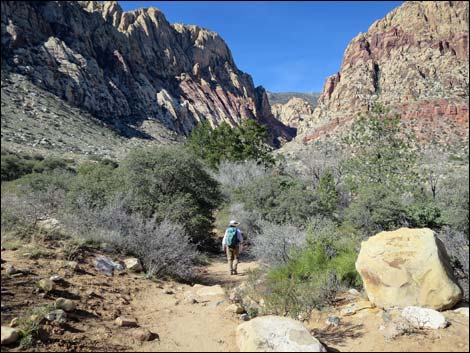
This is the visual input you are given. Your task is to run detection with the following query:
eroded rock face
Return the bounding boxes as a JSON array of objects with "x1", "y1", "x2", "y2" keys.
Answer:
[
  {"x1": 1, "y1": 1, "x2": 293, "y2": 144},
  {"x1": 271, "y1": 97, "x2": 315, "y2": 129},
  {"x1": 236, "y1": 316, "x2": 326, "y2": 352},
  {"x1": 356, "y1": 228, "x2": 462, "y2": 311},
  {"x1": 297, "y1": 1, "x2": 469, "y2": 146}
]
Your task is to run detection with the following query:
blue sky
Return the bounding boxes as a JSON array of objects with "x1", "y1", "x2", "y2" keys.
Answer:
[{"x1": 119, "y1": 1, "x2": 403, "y2": 93}]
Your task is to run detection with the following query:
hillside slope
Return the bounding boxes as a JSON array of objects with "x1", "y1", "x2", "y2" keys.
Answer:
[{"x1": 1, "y1": 1, "x2": 293, "y2": 155}]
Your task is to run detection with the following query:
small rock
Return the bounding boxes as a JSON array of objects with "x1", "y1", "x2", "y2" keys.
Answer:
[
  {"x1": 9, "y1": 318, "x2": 19, "y2": 327},
  {"x1": 132, "y1": 328, "x2": 159, "y2": 342},
  {"x1": 124, "y1": 258, "x2": 143, "y2": 273},
  {"x1": 340, "y1": 300, "x2": 374, "y2": 316},
  {"x1": 229, "y1": 291, "x2": 242, "y2": 303},
  {"x1": 115, "y1": 316, "x2": 138, "y2": 327},
  {"x1": 348, "y1": 288, "x2": 361, "y2": 297},
  {"x1": 240, "y1": 313, "x2": 250, "y2": 321},
  {"x1": 45, "y1": 309, "x2": 67, "y2": 324},
  {"x1": 50, "y1": 275, "x2": 62, "y2": 282},
  {"x1": 55, "y1": 298, "x2": 76, "y2": 312},
  {"x1": 325, "y1": 316, "x2": 341, "y2": 327},
  {"x1": 64, "y1": 261, "x2": 79, "y2": 271},
  {"x1": 37, "y1": 279, "x2": 55, "y2": 293},
  {"x1": 183, "y1": 291, "x2": 198, "y2": 304},
  {"x1": 454, "y1": 307, "x2": 469, "y2": 317},
  {"x1": 402, "y1": 306, "x2": 448, "y2": 329},
  {"x1": 226, "y1": 304, "x2": 245, "y2": 314},
  {"x1": 1, "y1": 326, "x2": 19, "y2": 345},
  {"x1": 6, "y1": 266, "x2": 21, "y2": 276}
]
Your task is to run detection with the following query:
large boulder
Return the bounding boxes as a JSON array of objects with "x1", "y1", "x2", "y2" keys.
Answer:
[
  {"x1": 356, "y1": 228, "x2": 462, "y2": 311},
  {"x1": 236, "y1": 316, "x2": 326, "y2": 352}
]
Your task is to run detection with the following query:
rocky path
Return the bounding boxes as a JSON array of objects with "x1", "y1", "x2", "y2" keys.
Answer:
[{"x1": 128, "y1": 254, "x2": 258, "y2": 352}]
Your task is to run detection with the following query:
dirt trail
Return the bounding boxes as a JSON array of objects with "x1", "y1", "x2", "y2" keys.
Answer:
[{"x1": 128, "y1": 254, "x2": 258, "y2": 352}]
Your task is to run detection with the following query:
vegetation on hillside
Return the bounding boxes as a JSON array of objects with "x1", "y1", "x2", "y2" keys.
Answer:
[{"x1": 2, "y1": 106, "x2": 469, "y2": 309}]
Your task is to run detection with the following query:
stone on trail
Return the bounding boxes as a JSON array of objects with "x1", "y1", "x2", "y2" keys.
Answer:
[
  {"x1": 132, "y1": 328, "x2": 159, "y2": 342},
  {"x1": 45, "y1": 309, "x2": 67, "y2": 324},
  {"x1": 356, "y1": 227, "x2": 462, "y2": 310},
  {"x1": 50, "y1": 275, "x2": 62, "y2": 282},
  {"x1": 6, "y1": 266, "x2": 22, "y2": 276},
  {"x1": 340, "y1": 300, "x2": 374, "y2": 316},
  {"x1": 124, "y1": 257, "x2": 143, "y2": 273},
  {"x1": 115, "y1": 316, "x2": 138, "y2": 327},
  {"x1": 64, "y1": 261, "x2": 79, "y2": 271},
  {"x1": 402, "y1": 306, "x2": 448, "y2": 329},
  {"x1": 236, "y1": 315, "x2": 327, "y2": 352},
  {"x1": 37, "y1": 278, "x2": 55, "y2": 293},
  {"x1": 225, "y1": 303, "x2": 245, "y2": 314},
  {"x1": 325, "y1": 316, "x2": 341, "y2": 327},
  {"x1": 55, "y1": 297, "x2": 76, "y2": 312},
  {"x1": 94, "y1": 255, "x2": 124, "y2": 277},
  {"x1": 454, "y1": 307, "x2": 469, "y2": 317},
  {"x1": 193, "y1": 284, "x2": 225, "y2": 297},
  {"x1": 1, "y1": 326, "x2": 19, "y2": 345}
]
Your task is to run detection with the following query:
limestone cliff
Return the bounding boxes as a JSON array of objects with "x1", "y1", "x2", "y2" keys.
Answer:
[{"x1": 1, "y1": 1, "x2": 293, "y2": 146}]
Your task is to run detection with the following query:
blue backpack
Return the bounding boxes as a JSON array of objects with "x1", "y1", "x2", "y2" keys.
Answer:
[{"x1": 226, "y1": 227, "x2": 239, "y2": 248}]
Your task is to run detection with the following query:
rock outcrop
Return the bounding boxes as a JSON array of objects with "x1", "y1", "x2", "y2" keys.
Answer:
[
  {"x1": 1, "y1": 1, "x2": 293, "y2": 146},
  {"x1": 271, "y1": 97, "x2": 315, "y2": 129},
  {"x1": 236, "y1": 316, "x2": 326, "y2": 352},
  {"x1": 297, "y1": 1, "x2": 469, "y2": 146},
  {"x1": 356, "y1": 228, "x2": 462, "y2": 311}
]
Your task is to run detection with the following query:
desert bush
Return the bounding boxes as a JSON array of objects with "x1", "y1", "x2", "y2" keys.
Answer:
[
  {"x1": 60, "y1": 197, "x2": 199, "y2": 281},
  {"x1": 1, "y1": 152, "x2": 35, "y2": 182},
  {"x1": 1, "y1": 185, "x2": 65, "y2": 234},
  {"x1": 213, "y1": 159, "x2": 271, "y2": 194},
  {"x1": 259, "y1": 221, "x2": 361, "y2": 317},
  {"x1": 251, "y1": 221, "x2": 307, "y2": 267},
  {"x1": 344, "y1": 183, "x2": 408, "y2": 236},
  {"x1": 437, "y1": 227, "x2": 469, "y2": 302},
  {"x1": 117, "y1": 146, "x2": 222, "y2": 248},
  {"x1": 234, "y1": 175, "x2": 319, "y2": 227}
]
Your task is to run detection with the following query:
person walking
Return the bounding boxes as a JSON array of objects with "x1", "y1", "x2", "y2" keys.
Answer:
[{"x1": 222, "y1": 220, "x2": 244, "y2": 275}]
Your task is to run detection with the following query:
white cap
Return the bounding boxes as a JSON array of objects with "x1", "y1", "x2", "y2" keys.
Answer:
[{"x1": 229, "y1": 220, "x2": 240, "y2": 226}]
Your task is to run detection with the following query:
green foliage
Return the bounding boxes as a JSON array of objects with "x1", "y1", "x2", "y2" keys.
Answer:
[
  {"x1": 261, "y1": 222, "x2": 361, "y2": 317},
  {"x1": 117, "y1": 146, "x2": 222, "y2": 246},
  {"x1": 67, "y1": 162, "x2": 120, "y2": 209},
  {"x1": 316, "y1": 169, "x2": 339, "y2": 216},
  {"x1": 405, "y1": 199, "x2": 446, "y2": 229},
  {"x1": 344, "y1": 183, "x2": 407, "y2": 236},
  {"x1": 1, "y1": 150, "x2": 72, "y2": 182},
  {"x1": 344, "y1": 103, "x2": 418, "y2": 193},
  {"x1": 186, "y1": 119, "x2": 274, "y2": 168},
  {"x1": 234, "y1": 175, "x2": 318, "y2": 227}
]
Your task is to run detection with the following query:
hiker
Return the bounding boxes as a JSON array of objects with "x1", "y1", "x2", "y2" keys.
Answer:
[{"x1": 222, "y1": 220, "x2": 244, "y2": 275}]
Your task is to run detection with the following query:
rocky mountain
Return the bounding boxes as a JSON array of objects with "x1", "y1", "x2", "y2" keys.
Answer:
[
  {"x1": 267, "y1": 92, "x2": 320, "y2": 106},
  {"x1": 295, "y1": 1, "x2": 469, "y2": 149},
  {"x1": 271, "y1": 97, "x2": 315, "y2": 130},
  {"x1": 1, "y1": 1, "x2": 294, "y2": 156}
]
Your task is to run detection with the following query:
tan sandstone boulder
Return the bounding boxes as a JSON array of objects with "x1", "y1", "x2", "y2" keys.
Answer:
[
  {"x1": 236, "y1": 316, "x2": 326, "y2": 352},
  {"x1": 356, "y1": 228, "x2": 462, "y2": 311}
]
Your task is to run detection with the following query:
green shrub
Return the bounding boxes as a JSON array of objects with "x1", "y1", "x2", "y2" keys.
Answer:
[
  {"x1": 344, "y1": 183, "x2": 408, "y2": 236},
  {"x1": 116, "y1": 146, "x2": 222, "y2": 247},
  {"x1": 186, "y1": 119, "x2": 274, "y2": 168},
  {"x1": 234, "y1": 175, "x2": 319, "y2": 227},
  {"x1": 1, "y1": 152, "x2": 35, "y2": 181},
  {"x1": 258, "y1": 222, "x2": 361, "y2": 317},
  {"x1": 405, "y1": 200, "x2": 446, "y2": 228}
]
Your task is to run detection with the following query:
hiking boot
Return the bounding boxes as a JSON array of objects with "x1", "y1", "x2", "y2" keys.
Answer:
[
  {"x1": 233, "y1": 270, "x2": 238, "y2": 275},
  {"x1": 230, "y1": 270, "x2": 234, "y2": 275}
]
